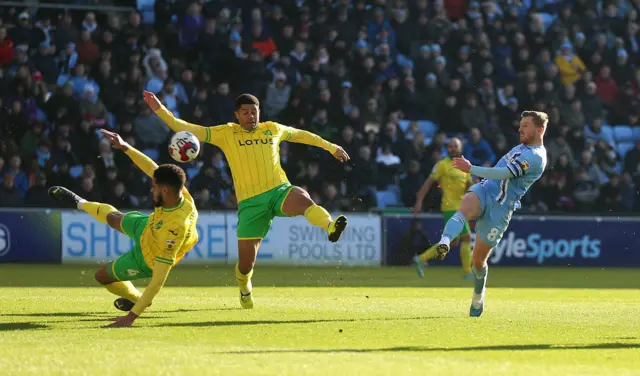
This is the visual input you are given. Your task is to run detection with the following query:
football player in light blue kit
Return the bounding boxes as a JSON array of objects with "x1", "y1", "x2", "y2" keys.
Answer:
[{"x1": 435, "y1": 111, "x2": 548, "y2": 317}]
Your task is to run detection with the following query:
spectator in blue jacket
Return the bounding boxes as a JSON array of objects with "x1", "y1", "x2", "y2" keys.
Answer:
[{"x1": 464, "y1": 128, "x2": 496, "y2": 167}]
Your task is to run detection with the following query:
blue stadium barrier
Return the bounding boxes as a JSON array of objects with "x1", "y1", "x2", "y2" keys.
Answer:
[
  {"x1": 384, "y1": 214, "x2": 640, "y2": 267},
  {"x1": 2, "y1": 209, "x2": 640, "y2": 268}
]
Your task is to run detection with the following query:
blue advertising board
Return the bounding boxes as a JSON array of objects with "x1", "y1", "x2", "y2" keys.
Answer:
[
  {"x1": 384, "y1": 214, "x2": 640, "y2": 267},
  {"x1": 0, "y1": 210, "x2": 62, "y2": 263}
]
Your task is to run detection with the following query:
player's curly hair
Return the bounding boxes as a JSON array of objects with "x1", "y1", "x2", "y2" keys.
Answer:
[
  {"x1": 521, "y1": 111, "x2": 549, "y2": 129},
  {"x1": 235, "y1": 93, "x2": 260, "y2": 110},
  {"x1": 154, "y1": 164, "x2": 186, "y2": 192}
]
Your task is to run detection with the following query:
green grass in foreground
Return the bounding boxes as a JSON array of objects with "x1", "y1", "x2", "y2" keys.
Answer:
[{"x1": 0, "y1": 265, "x2": 638, "y2": 376}]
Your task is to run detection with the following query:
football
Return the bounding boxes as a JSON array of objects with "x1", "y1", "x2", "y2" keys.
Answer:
[{"x1": 168, "y1": 131, "x2": 200, "y2": 163}]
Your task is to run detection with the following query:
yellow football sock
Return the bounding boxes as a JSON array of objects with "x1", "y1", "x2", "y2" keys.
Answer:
[
  {"x1": 81, "y1": 202, "x2": 118, "y2": 224},
  {"x1": 419, "y1": 245, "x2": 439, "y2": 262},
  {"x1": 235, "y1": 263, "x2": 254, "y2": 294},
  {"x1": 460, "y1": 240, "x2": 472, "y2": 274},
  {"x1": 105, "y1": 281, "x2": 142, "y2": 302},
  {"x1": 304, "y1": 205, "x2": 333, "y2": 232}
]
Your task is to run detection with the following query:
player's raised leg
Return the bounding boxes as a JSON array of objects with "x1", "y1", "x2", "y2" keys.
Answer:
[
  {"x1": 437, "y1": 192, "x2": 482, "y2": 259},
  {"x1": 281, "y1": 187, "x2": 347, "y2": 242},
  {"x1": 49, "y1": 186, "x2": 120, "y2": 227},
  {"x1": 49, "y1": 186, "x2": 145, "y2": 310},
  {"x1": 468, "y1": 238, "x2": 493, "y2": 317},
  {"x1": 236, "y1": 239, "x2": 260, "y2": 309}
]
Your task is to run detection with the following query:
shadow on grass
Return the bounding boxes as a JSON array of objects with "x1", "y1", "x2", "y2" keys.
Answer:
[
  {"x1": 4, "y1": 312, "x2": 106, "y2": 317},
  {"x1": 215, "y1": 343, "x2": 640, "y2": 354},
  {"x1": 152, "y1": 316, "x2": 448, "y2": 328},
  {"x1": 156, "y1": 308, "x2": 241, "y2": 313},
  {"x1": 0, "y1": 322, "x2": 49, "y2": 331},
  {"x1": 2, "y1": 265, "x2": 640, "y2": 289}
]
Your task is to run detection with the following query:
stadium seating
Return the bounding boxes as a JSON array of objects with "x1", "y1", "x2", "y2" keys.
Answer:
[{"x1": 613, "y1": 126, "x2": 634, "y2": 143}]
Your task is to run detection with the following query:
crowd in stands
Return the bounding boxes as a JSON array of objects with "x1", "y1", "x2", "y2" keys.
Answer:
[{"x1": 0, "y1": 0, "x2": 638, "y2": 214}]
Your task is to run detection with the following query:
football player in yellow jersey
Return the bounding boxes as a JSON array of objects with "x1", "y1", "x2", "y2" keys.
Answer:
[
  {"x1": 48, "y1": 129, "x2": 198, "y2": 328},
  {"x1": 143, "y1": 91, "x2": 350, "y2": 309},
  {"x1": 412, "y1": 138, "x2": 473, "y2": 279}
]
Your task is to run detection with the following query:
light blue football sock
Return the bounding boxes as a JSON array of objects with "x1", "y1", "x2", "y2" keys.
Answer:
[
  {"x1": 472, "y1": 265, "x2": 488, "y2": 295},
  {"x1": 442, "y1": 211, "x2": 467, "y2": 241}
]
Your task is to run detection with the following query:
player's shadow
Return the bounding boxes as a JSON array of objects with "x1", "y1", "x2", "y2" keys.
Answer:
[
  {"x1": 156, "y1": 308, "x2": 241, "y2": 313},
  {"x1": 0, "y1": 322, "x2": 50, "y2": 331},
  {"x1": 214, "y1": 343, "x2": 640, "y2": 354},
  {"x1": 3, "y1": 312, "x2": 107, "y2": 317},
  {"x1": 152, "y1": 316, "x2": 448, "y2": 328}
]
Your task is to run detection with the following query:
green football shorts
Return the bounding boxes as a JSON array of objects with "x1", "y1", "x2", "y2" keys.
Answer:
[
  {"x1": 443, "y1": 210, "x2": 471, "y2": 236},
  {"x1": 106, "y1": 211, "x2": 153, "y2": 281},
  {"x1": 236, "y1": 184, "x2": 296, "y2": 239}
]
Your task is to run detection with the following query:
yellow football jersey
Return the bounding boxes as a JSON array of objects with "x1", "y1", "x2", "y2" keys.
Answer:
[
  {"x1": 153, "y1": 106, "x2": 338, "y2": 203},
  {"x1": 139, "y1": 190, "x2": 198, "y2": 267},
  {"x1": 431, "y1": 157, "x2": 472, "y2": 211}
]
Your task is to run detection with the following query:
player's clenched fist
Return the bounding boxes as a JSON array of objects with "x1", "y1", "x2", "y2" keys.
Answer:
[
  {"x1": 143, "y1": 90, "x2": 161, "y2": 111},
  {"x1": 333, "y1": 146, "x2": 350, "y2": 162},
  {"x1": 452, "y1": 156, "x2": 472, "y2": 173}
]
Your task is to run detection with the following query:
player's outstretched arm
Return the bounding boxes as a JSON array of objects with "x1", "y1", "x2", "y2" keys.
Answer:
[
  {"x1": 143, "y1": 91, "x2": 209, "y2": 142},
  {"x1": 283, "y1": 126, "x2": 350, "y2": 162},
  {"x1": 101, "y1": 129, "x2": 158, "y2": 177},
  {"x1": 413, "y1": 176, "x2": 436, "y2": 215},
  {"x1": 452, "y1": 156, "x2": 514, "y2": 180},
  {"x1": 129, "y1": 261, "x2": 171, "y2": 316}
]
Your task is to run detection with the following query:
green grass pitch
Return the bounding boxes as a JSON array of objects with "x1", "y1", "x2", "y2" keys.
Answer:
[{"x1": 0, "y1": 265, "x2": 639, "y2": 376}]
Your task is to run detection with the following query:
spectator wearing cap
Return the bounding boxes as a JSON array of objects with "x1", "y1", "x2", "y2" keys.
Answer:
[
  {"x1": 59, "y1": 42, "x2": 78, "y2": 76},
  {"x1": 612, "y1": 49, "x2": 634, "y2": 84},
  {"x1": 264, "y1": 72, "x2": 291, "y2": 118},
  {"x1": 33, "y1": 41, "x2": 58, "y2": 85},
  {"x1": 10, "y1": 11, "x2": 38, "y2": 47},
  {"x1": 79, "y1": 85, "x2": 108, "y2": 128},
  {"x1": 0, "y1": 27, "x2": 14, "y2": 65},
  {"x1": 555, "y1": 41, "x2": 587, "y2": 86},
  {"x1": 423, "y1": 73, "x2": 443, "y2": 122},
  {"x1": 433, "y1": 55, "x2": 451, "y2": 88}
]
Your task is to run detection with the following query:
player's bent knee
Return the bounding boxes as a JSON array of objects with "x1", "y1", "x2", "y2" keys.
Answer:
[
  {"x1": 460, "y1": 193, "x2": 482, "y2": 220},
  {"x1": 95, "y1": 266, "x2": 114, "y2": 285},
  {"x1": 282, "y1": 187, "x2": 314, "y2": 216}
]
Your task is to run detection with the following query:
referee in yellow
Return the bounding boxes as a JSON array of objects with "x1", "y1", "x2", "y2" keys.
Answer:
[
  {"x1": 143, "y1": 91, "x2": 350, "y2": 309},
  {"x1": 412, "y1": 138, "x2": 473, "y2": 279}
]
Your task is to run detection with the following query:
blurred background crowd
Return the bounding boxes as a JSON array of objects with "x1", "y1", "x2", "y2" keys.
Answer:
[{"x1": 0, "y1": 0, "x2": 638, "y2": 214}]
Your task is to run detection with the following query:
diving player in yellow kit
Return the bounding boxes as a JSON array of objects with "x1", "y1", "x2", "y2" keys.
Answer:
[{"x1": 49, "y1": 129, "x2": 198, "y2": 327}]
